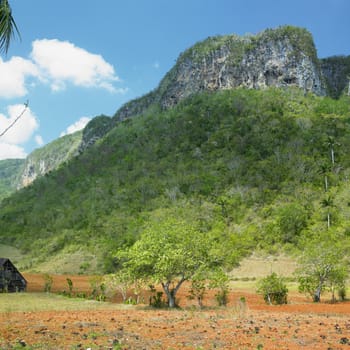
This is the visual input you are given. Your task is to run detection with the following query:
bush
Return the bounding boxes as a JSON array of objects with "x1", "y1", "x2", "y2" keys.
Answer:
[
  {"x1": 148, "y1": 285, "x2": 168, "y2": 308},
  {"x1": 338, "y1": 286, "x2": 347, "y2": 301},
  {"x1": 209, "y1": 269, "x2": 230, "y2": 307},
  {"x1": 257, "y1": 272, "x2": 288, "y2": 305},
  {"x1": 43, "y1": 274, "x2": 53, "y2": 293},
  {"x1": 215, "y1": 289, "x2": 229, "y2": 306}
]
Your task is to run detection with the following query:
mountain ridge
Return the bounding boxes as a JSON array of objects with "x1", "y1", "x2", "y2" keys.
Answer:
[
  {"x1": 1, "y1": 87, "x2": 350, "y2": 273},
  {"x1": 0, "y1": 131, "x2": 82, "y2": 200},
  {"x1": 114, "y1": 26, "x2": 325, "y2": 122},
  {"x1": 0, "y1": 27, "x2": 350, "y2": 272},
  {"x1": 1, "y1": 26, "x2": 349, "y2": 198}
]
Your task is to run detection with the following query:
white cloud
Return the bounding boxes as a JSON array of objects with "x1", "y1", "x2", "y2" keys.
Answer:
[
  {"x1": 0, "y1": 56, "x2": 39, "y2": 98},
  {"x1": 153, "y1": 61, "x2": 160, "y2": 69},
  {"x1": 0, "y1": 39, "x2": 125, "y2": 98},
  {"x1": 0, "y1": 104, "x2": 39, "y2": 159},
  {"x1": 60, "y1": 116, "x2": 91, "y2": 137},
  {"x1": 0, "y1": 142, "x2": 27, "y2": 160},
  {"x1": 35, "y1": 134, "x2": 44, "y2": 146},
  {"x1": 31, "y1": 39, "x2": 120, "y2": 92},
  {"x1": 0, "y1": 104, "x2": 39, "y2": 144}
]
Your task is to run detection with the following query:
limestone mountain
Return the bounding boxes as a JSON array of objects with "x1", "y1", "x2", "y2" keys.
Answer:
[
  {"x1": 320, "y1": 55, "x2": 350, "y2": 98},
  {"x1": 19, "y1": 132, "x2": 82, "y2": 187},
  {"x1": 84, "y1": 26, "x2": 349, "y2": 151},
  {"x1": 0, "y1": 131, "x2": 82, "y2": 200},
  {"x1": 1, "y1": 25, "x2": 349, "y2": 201},
  {"x1": 114, "y1": 26, "x2": 325, "y2": 121}
]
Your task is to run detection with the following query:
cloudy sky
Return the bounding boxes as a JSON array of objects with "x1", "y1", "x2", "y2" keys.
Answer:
[{"x1": 0, "y1": 0, "x2": 349, "y2": 160}]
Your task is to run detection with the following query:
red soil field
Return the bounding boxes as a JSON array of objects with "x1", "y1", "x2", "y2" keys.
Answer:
[{"x1": 1, "y1": 273, "x2": 350, "y2": 349}]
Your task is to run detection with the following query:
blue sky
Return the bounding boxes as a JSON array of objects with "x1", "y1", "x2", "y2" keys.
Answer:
[{"x1": 0, "y1": 0, "x2": 349, "y2": 160}]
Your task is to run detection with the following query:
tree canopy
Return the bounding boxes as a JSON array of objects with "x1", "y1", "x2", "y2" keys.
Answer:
[
  {"x1": 117, "y1": 206, "x2": 237, "y2": 307},
  {"x1": 0, "y1": 0, "x2": 20, "y2": 54},
  {"x1": 296, "y1": 235, "x2": 349, "y2": 302}
]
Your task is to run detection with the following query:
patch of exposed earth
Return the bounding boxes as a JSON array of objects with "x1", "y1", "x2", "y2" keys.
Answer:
[{"x1": 1, "y1": 274, "x2": 350, "y2": 349}]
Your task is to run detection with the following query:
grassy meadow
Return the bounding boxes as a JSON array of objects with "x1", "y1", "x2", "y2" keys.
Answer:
[{"x1": 0, "y1": 293, "x2": 130, "y2": 313}]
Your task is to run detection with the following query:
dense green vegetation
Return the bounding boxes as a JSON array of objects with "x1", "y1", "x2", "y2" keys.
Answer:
[
  {"x1": 117, "y1": 206, "x2": 237, "y2": 307},
  {"x1": 321, "y1": 55, "x2": 350, "y2": 98},
  {"x1": 0, "y1": 131, "x2": 82, "y2": 202},
  {"x1": 1, "y1": 87, "x2": 350, "y2": 273},
  {"x1": 22, "y1": 130, "x2": 83, "y2": 174},
  {"x1": 0, "y1": 158, "x2": 24, "y2": 201}
]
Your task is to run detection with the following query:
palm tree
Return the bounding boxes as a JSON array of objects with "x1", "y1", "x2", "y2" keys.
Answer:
[
  {"x1": 321, "y1": 195, "x2": 334, "y2": 229},
  {"x1": 326, "y1": 136, "x2": 340, "y2": 167},
  {"x1": 318, "y1": 162, "x2": 331, "y2": 192},
  {"x1": 0, "y1": 0, "x2": 20, "y2": 54}
]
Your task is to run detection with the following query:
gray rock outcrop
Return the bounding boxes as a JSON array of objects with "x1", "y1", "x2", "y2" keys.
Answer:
[{"x1": 115, "y1": 26, "x2": 325, "y2": 121}]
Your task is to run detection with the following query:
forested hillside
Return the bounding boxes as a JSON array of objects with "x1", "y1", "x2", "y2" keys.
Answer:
[
  {"x1": 1, "y1": 88, "x2": 349, "y2": 273},
  {"x1": 0, "y1": 159, "x2": 24, "y2": 201},
  {"x1": 0, "y1": 131, "x2": 82, "y2": 200}
]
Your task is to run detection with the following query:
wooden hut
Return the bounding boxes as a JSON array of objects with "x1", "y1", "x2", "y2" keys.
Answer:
[{"x1": 0, "y1": 258, "x2": 27, "y2": 292}]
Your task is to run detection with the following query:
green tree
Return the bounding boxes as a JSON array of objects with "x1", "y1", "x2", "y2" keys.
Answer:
[
  {"x1": 276, "y1": 203, "x2": 309, "y2": 244},
  {"x1": 257, "y1": 272, "x2": 288, "y2": 305},
  {"x1": 296, "y1": 239, "x2": 348, "y2": 302},
  {"x1": 208, "y1": 268, "x2": 231, "y2": 306},
  {"x1": 321, "y1": 195, "x2": 334, "y2": 229},
  {"x1": 187, "y1": 271, "x2": 207, "y2": 308},
  {"x1": 118, "y1": 210, "x2": 235, "y2": 308},
  {"x1": 103, "y1": 271, "x2": 133, "y2": 303},
  {"x1": 0, "y1": 0, "x2": 20, "y2": 54},
  {"x1": 326, "y1": 136, "x2": 339, "y2": 166},
  {"x1": 319, "y1": 162, "x2": 332, "y2": 192}
]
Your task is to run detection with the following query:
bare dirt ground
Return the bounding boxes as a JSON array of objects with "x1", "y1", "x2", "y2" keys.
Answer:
[{"x1": 1, "y1": 274, "x2": 350, "y2": 349}]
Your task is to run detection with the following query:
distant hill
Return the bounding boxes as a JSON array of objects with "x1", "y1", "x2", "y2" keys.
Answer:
[
  {"x1": 1, "y1": 26, "x2": 349, "y2": 202},
  {"x1": 0, "y1": 131, "x2": 83, "y2": 200},
  {"x1": 0, "y1": 159, "x2": 24, "y2": 201}
]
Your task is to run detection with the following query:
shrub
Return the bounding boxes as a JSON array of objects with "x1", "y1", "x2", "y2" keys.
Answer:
[
  {"x1": 209, "y1": 269, "x2": 230, "y2": 307},
  {"x1": 338, "y1": 286, "x2": 347, "y2": 301},
  {"x1": 148, "y1": 285, "x2": 168, "y2": 308},
  {"x1": 188, "y1": 275, "x2": 207, "y2": 308},
  {"x1": 215, "y1": 289, "x2": 229, "y2": 306},
  {"x1": 257, "y1": 272, "x2": 288, "y2": 305},
  {"x1": 43, "y1": 274, "x2": 53, "y2": 293}
]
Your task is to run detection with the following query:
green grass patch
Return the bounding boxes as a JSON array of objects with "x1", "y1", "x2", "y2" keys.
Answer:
[
  {"x1": 0, "y1": 293, "x2": 131, "y2": 313},
  {"x1": 0, "y1": 244, "x2": 24, "y2": 263}
]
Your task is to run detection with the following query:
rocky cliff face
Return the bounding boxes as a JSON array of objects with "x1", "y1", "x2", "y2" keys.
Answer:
[
  {"x1": 115, "y1": 26, "x2": 325, "y2": 121},
  {"x1": 18, "y1": 131, "x2": 82, "y2": 188},
  {"x1": 320, "y1": 55, "x2": 350, "y2": 98},
  {"x1": 78, "y1": 115, "x2": 113, "y2": 153},
  {"x1": 1, "y1": 26, "x2": 347, "y2": 199}
]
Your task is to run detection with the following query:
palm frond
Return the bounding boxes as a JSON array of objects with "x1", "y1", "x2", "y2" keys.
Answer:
[{"x1": 0, "y1": 0, "x2": 20, "y2": 54}]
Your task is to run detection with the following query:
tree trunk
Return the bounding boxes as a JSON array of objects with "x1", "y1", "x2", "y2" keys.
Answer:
[
  {"x1": 331, "y1": 148, "x2": 335, "y2": 166},
  {"x1": 327, "y1": 212, "x2": 331, "y2": 229},
  {"x1": 331, "y1": 286, "x2": 336, "y2": 304},
  {"x1": 168, "y1": 292, "x2": 176, "y2": 308},
  {"x1": 161, "y1": 278, "x2": 185, "y2": 308},
  {"x1": 162, "y1": 283, "x2": 176, "y2": 308},
  {"x1": 313, "y1": 288, "x2": 321, "y2": 302},
  {"x1": 313, "y1": 282, "x2": 323, "y2": 302}
]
